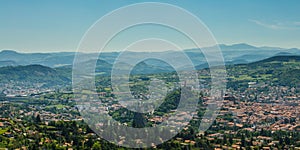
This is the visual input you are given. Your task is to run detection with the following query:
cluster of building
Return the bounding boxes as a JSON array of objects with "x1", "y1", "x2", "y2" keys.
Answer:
[{"x1": 0, "y1": 82, "x2": 55, "y2": 97}]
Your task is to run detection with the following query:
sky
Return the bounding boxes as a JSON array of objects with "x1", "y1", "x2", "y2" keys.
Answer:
[{"x1": 1, "y1": 0, "x2": 300, "y2": 52}]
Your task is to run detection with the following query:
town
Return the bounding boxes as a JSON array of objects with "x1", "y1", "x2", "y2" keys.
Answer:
[{"x1": 1, "y1": 68, "x2": 300, "y2": 149}]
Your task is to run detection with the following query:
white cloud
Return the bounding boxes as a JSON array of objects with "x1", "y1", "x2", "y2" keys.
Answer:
[
  {"x1": 249, "y1": 19, "x2": 299, "y2": 30},
  {"x1": 293, "y1": 21, "x2": 300, "y2": 26},
  {"x1": 249, "y1": 19, "x2": 286, "y2": 30}
]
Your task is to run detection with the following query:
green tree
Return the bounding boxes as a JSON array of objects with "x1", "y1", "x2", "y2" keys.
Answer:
[{"x1": 92, "y1": 141, "x2": 102, "y2": 150}]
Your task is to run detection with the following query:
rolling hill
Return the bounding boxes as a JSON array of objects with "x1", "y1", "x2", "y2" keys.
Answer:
[
  {"x1": 2, "y1": 54, "x2": 300, "y2": 89},
  {"x1": 227, "y1": 55, "x2": 300, "y2": 89},
  {"x1": 0, "y1": 65, "x2": 71, "y2": 87}
]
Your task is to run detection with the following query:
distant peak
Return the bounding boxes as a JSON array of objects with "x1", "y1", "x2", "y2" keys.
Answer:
[
  {"x1": 0, "y1": 50, "x2": 18, "y2": 54},
  {"x1": 229, "y1": 43, "x2": 257, "y2": 49},
  {"x1": 258, "y1": 46, "x2": 283, "y2": 50},
  {"x1": 211, "y1": 43, "x2": 260, "y2": 51},
  {"x1": 217, "y1": 44, "x2": 227, "y2": 47}
]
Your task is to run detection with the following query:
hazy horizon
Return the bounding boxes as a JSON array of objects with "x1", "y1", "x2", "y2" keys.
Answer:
[{"x1": 0, "y1": 42, "x2": 298, "y2": 53}]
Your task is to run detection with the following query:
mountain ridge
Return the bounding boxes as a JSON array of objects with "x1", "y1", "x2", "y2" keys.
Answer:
[
  {"x1": 1, "y1": 43, "x2": 300, "y2": 70},
  {"x1": 1, "y1": 55, "x2": 300, "y2": 88}
]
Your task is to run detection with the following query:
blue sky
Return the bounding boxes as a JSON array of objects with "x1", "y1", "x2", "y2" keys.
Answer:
[{"x1": 1, "y1": 0, "x2": 300, "y2": 52}]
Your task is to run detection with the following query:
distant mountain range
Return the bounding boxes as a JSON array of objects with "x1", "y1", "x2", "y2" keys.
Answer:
[
  {"x1": 1, "y1": 43, "x2": 299, "y2": 69},
  {"x1": 1, "y1": 43, "x2": 300, "y2": 87},
  {"x1": 1, "y1": 55, "x2": 300, "y2": 88}
]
